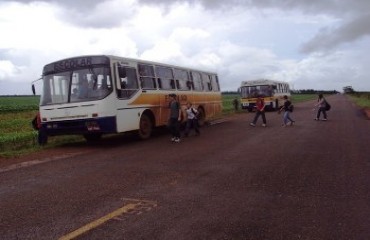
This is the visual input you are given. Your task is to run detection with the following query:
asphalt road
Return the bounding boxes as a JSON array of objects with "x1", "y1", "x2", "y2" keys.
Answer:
[{"x1": 0, "y1": 94, "x2": 369, "y2": 240}]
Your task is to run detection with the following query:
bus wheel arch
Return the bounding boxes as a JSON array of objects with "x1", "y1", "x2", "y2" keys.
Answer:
[{"x1": 138, "y1": 110, "x2": 154, "y2": 140}]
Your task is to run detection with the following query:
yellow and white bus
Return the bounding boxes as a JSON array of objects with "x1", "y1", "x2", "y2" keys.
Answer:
[
  {"x1": 239, "y1": 79, "x2": 290, "y2": 112},
  {"x1": 33, "y1": 55, "x2": 222, "y2": 144}
]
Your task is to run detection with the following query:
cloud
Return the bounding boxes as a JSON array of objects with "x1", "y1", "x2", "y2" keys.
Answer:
[
  {"x1": 1, "y1": 0, "x2": 370, "y2": 95},
  {"x1": 301, "y1": 13, "x2": 370, "y2": 53}
]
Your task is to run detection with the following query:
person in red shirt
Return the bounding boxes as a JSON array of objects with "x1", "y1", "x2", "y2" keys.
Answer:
[{"x1": 250, "y1": 96, "x2": 266, "y2": 127}]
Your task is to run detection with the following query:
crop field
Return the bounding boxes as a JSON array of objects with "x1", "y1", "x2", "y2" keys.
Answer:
[
  {"x1": 0, "y1": 96, "x2": 39, "y2": 112},
  {"x1": 0, "y1": 96, "x2": 40, "y2": 156}
]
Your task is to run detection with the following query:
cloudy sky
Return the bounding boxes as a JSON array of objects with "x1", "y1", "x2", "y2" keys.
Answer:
[{"x1": 1, "y1": 0, "x2": 369, "y2": 95}]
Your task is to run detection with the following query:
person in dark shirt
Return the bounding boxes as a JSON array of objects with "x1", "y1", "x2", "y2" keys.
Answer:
[
  {"x1": 279, "y1": 95, "x2": 295, "y2": 126},
  {"x1": 168, "y1": 94, "x2": 181, "y2": 143}
]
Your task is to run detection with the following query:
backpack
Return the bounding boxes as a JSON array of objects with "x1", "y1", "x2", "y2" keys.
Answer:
[
  {"x1": 325, "y1": 100, "x2": 331, "y2": 111},
  {"x1": 191, "y1": 108, "x2": 199, "y2": 119}
]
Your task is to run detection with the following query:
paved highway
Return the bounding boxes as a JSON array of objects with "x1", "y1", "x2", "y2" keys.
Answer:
[{"x1": 0, "y1": 94, "x2": 369, "y2": 239}]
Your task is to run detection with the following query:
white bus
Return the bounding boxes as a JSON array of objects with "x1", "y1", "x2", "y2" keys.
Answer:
[
  {"x1": 239, "y1": 79, "x2": 290, "y2": 112},
  {"x1": 33, "y1": 55, "x2": 222, "y2": 144}
]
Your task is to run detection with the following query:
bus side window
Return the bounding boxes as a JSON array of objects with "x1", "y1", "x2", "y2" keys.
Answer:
[
  {"x1": 117, "y1": 66, "x2": 127, "y2": 89},
  {"x1": 174, "y1": 68, "x2": 190, "y2": 90},
  {"x1": 170, "y1": 79, "x2": 175, "y2": 89},
  {"x1": 191, "y1": 71, "x2": 203, "y2": 91},
  {"x1": 210, "y1": 75, "x2": 220, "y2": 92},
  {"x1": 155, "y1": 66, "x2": 174, "y2": 90},
  {"x1": 157, "y1": 78, "x2": 162, "y2": 89},
  {"x1": 117, "y1": 66, "x2": 139, "y2": 98},
  {"x1": 139, "y1": 64, "x2": 156, "y2": 89},
  {"x1": 187, "y1": 81, "x2": 193, "y2": 90}
]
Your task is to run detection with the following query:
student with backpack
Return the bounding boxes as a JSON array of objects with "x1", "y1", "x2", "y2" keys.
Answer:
[
  {"x1": 279, "y1": 95, "x2": 295, "y2": 126},
  {"x1": 314, "y1": 94, "x2": 329, "y2": 121},
  {"x1": 184, "y1": 102, "x2": 200, "y2": 137}
]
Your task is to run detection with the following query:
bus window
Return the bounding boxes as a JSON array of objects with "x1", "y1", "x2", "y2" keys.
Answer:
[
  {"x1": 211, "y1": 75, "x2": 220, "y2": 91},
  {"x1": 139, "y1": 64, "x2": 156, "y2": 89},
  {"x1": 156, "y1": 66, "x2": 175, "y2": 90},
  {"x1": 174, "y1": 68, "x2": 190, "y2": 90},
  {"x1": 191, "y1": 71, "x2": 203, "y2": 91},
  {"x1": 41, "y1": 73, "x2": 69, "y2": 105},
  {"x1": 202, "y1": 73, "x2": 212, "y2": 91},
  {"x1": 117, "y1": 66, "x2": 139, "y2": 99}
]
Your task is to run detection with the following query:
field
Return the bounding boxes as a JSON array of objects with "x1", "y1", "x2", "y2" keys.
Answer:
[
  {"x1": 0, "y1": 93, "x2": 353, "y2": 157},
  {"x1": 0, "y1": 96, "x2": 40, "y2": 156},
  {"x1": 347, "y1": 92, "x2": 370, "y2": 108}
]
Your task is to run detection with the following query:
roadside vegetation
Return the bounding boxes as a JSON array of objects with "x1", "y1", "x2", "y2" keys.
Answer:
[
  {"x1": 0, "y1": 93, "x2": 322, "y2": 158},
  {"x1": 347, "y1": 92, "x2": 370, "y2": 108},
  {"x1": 0, "y1": 96, "x2": 84, "y2": 158}
]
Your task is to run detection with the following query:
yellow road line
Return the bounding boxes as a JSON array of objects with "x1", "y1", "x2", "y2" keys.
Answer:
[{"x1": 58, "y1": 203, "x2": 139, "y2": 240}]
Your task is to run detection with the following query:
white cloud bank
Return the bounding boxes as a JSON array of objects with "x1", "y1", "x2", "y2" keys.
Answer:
[{"x1": 1, "y1": 0, "x2": 370, "y2": 95}]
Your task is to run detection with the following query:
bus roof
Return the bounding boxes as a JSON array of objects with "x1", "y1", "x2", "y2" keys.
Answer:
[
  {"x1": 43, "y1": 54, "x2": 218, "y2": 76},
  {"x1": 240, "y1": 79, "x2": 289, "y2": 87},
  {"x1": 108, "y1": 55, "x2": 218, "y2": 75}
]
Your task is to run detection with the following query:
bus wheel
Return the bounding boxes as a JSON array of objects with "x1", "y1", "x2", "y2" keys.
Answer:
[
  {"x1": 197, "y1": 108, "x2": 205, "y2": 126},
  {"x1": 83, "y1": 133, "x2": 102, "y2": 142},
  {"x1": 138, "y1": 114, "x2": 152, "y2": 139}
]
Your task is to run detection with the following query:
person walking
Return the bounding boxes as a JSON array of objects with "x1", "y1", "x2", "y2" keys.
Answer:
[
  {"x1": 232, "y1": 97, "x2": 239, "y2": 112},
  {"x1": 314, "y1": 94, "x2": 328, "y2": 121},
  {"x1": 250, "y1": 96, "x2": 267, "y2": 127},
  {"x1": 184, "y1": 102, "x2": 200, "y2": 137},
  {"x1": 279, "y1": 95, "x2": 295, "y2": 126},
  {"x1": 168, "y1": 94, "x2": 182, "y2": 142}
]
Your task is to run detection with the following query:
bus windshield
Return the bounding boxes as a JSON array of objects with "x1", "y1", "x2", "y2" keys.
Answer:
[
  {"x1": 40, "y1": 66, "x2": 112, "y2": 105},
  {"x1": 240, "y1": 85, "x2": 273, "y2": 98}
]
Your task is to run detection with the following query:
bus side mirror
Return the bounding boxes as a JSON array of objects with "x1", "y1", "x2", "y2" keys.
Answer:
[{"x1": 32, "y1": 84, "x2": 36, "y2": 95}]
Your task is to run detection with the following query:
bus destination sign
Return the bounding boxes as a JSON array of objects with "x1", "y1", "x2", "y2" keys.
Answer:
[{"x1": 55, "y1": 57, "x2": 92, "y2": 71}]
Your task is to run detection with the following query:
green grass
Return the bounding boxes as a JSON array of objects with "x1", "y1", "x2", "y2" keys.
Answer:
[
  {"x1": 290, "y1": 94, "x2": 318, "y2": 103},
  {"x1": 347, "y1": 93, "x2": 370, "y2": 108},
  {"x1": 222, "y1": 93, "x2": 240, "y2": 114},
  {"x1": 0, "y1": 96, "x2": 84, "y2": 157},
  {"x1": 0, "y1": 96, "x2": 39, "y2": 112}
]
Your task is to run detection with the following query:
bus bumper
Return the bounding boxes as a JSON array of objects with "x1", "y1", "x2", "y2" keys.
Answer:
[{"x1": 41, "y1": 116, "x2": 117, "y2": 136}]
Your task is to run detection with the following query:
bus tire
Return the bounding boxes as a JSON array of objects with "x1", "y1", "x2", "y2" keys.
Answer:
[
  {"x1": 138, "y1": 113, "x2": 152, "y2": 139},
  {"x1": 83, "y1": 133, "x2": 102, "y2": 142}
]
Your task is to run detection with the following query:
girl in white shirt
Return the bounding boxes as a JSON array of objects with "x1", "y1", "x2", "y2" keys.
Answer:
[{"x1": 184, "y1": 102, "x2": 200, "y2": 137}]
